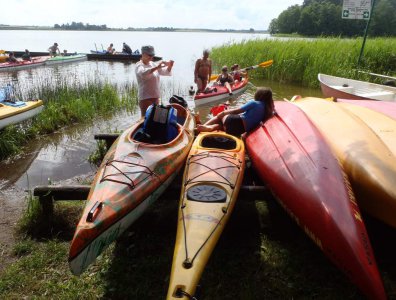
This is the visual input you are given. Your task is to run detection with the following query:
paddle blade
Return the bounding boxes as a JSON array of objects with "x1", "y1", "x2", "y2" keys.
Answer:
[{"x1": 258, "y1": 60, "x2": 273, "y2": 68}]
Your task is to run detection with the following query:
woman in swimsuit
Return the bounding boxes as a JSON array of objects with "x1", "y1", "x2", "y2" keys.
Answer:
[{"x1": 215, "y1": 66, "x2": 234, "y2": 95}]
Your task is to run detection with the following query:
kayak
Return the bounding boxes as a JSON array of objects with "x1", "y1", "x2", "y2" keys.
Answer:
[
  {"x1": 87, "y1": 52, "x2": 162, "y2": 62},
  {"x1": 245, "y1": 101, "x2": 386, "y2": 300},
  {"x1": 0, "y1": 99, "x2": 44, "y2": 129},
  {"x1": 194, "y1": 75, "x2": 249, "y2": 107},
  {"x1": 167, "y1": 132, "x2": 245, "y2": 299},
  {"x1": 318, "y1": 73, "x2": 396, "y2": 102},
  {"x1": 0, "y1": 56, "x2": 49, "y2": 72},
  {"x1": 337, "y1": 98, "x2": 396, "y2": 120},
  {"x1": 45, "y1": 54, "x2": 87, "y2": 65},
  {"x1": 293, "y1": 97, "x2": 396, "y2": 229},
  {"x1": 69, "y1": 103, "x2": 195, "y2": 275}
]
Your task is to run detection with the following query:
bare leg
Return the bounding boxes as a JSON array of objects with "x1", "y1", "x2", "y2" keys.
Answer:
[
  {"x1": 225, "y1": 82, "x2": 233, "y2": 94},
  {"x1": 139, "y1": 98, "x2": 159, "y2": 117},
  {"x1": 197, "y1": 123, "x2": 222, "y2": 132},
  {"x1": 196, "y1": 78, "x2": 203, "y2": 93}
]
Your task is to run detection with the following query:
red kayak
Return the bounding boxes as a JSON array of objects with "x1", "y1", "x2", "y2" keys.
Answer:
[
  {"x1": 337, "y1": 98, "x2": 396, "y2": 120},
  {"x1": 0, "y1": 56, "x2": 49, "y2": 71},
  {"x1": 194, "y1": 76, "x2": 249, "y2": 107},
  {"x1": 246, "y1": 101, "x2": 386, "y2": 299}
]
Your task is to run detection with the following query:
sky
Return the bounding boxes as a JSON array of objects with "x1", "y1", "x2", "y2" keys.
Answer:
[{"x1": 6, "y1": 0, "x2": 304, "y2": 30}]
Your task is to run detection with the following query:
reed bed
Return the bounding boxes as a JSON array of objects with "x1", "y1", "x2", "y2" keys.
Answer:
[
  {"x1": 210, "y1": 37, "x2": 396, "y2": 87},
  {"x1": 0, "y1": 78, "x2": 138, "y2": 160}
]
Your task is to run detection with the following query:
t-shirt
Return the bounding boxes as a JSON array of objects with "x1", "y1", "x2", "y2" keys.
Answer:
[
  {"x1": 239, "y1": 100, "x2": 266, "y2": 132},
  {"x1": 135, "y1": 61, "x2": 172, "y2": 101}
]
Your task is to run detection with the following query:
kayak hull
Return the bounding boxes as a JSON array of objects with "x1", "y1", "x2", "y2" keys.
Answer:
[
  {"x1": 0, "y1": 56, "x2": 49, "y2": 72},
  {"x1": 0, "y1": 100, "x2": 44, "y2": 129},
  {"x1": 69, "y1": 104, "x2": 195, "y2": 275},
  {"x1": 337, "y1": 98, "x2": 396, "y2": 120},
  {"x1": 45, "y1": 54, "x2": 87, "y2": 65},
  {"x1": 246, "y1": 101, "x2": 386, "y2": 300},
  {"x1": 167, "y1": 132, "x2": 245, "y2": 299}
]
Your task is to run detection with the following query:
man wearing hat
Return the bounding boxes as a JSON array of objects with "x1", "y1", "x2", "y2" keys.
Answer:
[
  {"x1": 48, "y1": 43, "x2": 60, "y2": 57},
  {"x1": 135, "y1": 45, "x2": 174, "y2": 116}
]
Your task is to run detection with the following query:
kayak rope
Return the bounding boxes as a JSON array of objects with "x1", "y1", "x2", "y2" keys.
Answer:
[
  {"x1": 100, "y1": 159, "x2": 158, "y2": 189},
  {"x1": 176, "y1": 288, "x2": 198, "y2": 300},
  {"x1": 181, "y1": 151, "x2": 243, "y2": 267}
]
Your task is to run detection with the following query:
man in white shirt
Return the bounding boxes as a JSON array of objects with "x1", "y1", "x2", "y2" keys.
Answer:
[{"x1": 135, "y1": 45, "x2": 174, "y2": 117}]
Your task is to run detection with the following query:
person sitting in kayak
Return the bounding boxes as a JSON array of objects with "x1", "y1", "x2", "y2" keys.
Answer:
[
  {"x1": 230, "y1": 64, "x2": 246, "y2": 82},
  {"x1": 48, "y1": 43, "x2": 60, "y2": 57},
  {"x1": 214, "y1": 66, "x2": 234, "y2": 95},
  {"x1": 194, "y1": 49, "x2": 212, "y2": 93},
  {"x1": 107, "y1": 43, "x2": 115, "y2": 54},
  {"x1": 197, "y1": 87, "x2": 275, "y2": 137},
  {"x1": 21, "y1": 49, "x2": 32, "y2": 61},
  {"x1": 122, "y1": 42, "x2": 132, "y2": 54},
  {"x1": 7, "y1": 52, "x2": 18, "y2": 63}
]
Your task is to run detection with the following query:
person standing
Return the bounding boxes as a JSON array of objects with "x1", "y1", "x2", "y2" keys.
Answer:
[
  {"x1": 135, "y1": 45, "x2": 174, "y2": 116},
  {"x1": 194, "y1": 49, "x2": 212, "y2": 93},
  {"x1": 48, "y1": 43, "x2": 60, "y2": 56}
]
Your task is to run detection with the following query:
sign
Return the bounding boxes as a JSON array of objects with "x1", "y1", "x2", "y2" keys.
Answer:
[{"x1": 342, "y1": 0, "x2": 372, "y2": 20}]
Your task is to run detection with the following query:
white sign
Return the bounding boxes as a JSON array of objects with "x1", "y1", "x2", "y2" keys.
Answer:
[{"x1": 342, "y1": 0, "x2": 372, "y2": 20}]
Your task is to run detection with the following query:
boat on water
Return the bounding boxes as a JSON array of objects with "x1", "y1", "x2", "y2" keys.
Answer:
[
  {"x1": 0, "y1": 98, "x2": 44, "y2": 129},
  {"x1": 45, "y1": 54, "x2": 87, "y2": 65},
  {"x1": 293, "y1": 97, "x2": 396, "y2": 230},
  {"x1": 87, "y1": 52, "x2": 162, "y2": 62},
  {"x1": 0, "y1": 56, "x2": 49, "y2": 72},
  {"x1": 194, "y1": 75, "x2": 249, "y2": 107},
  {"x1": 69, "y1": 103, "x2": 195, "y2": 275},
  {"x1": 167, "y1": 131, "x2": 245, "y2": 299},
  {"x1": 337, "y1": 98, "x2": 396, "y2": 120},
  {"x1": 245, "y1": 101, "x2": 386, "y2": 300},
  {"x1": 318, "y1": 73, "x2": 396, "y2": 102}
]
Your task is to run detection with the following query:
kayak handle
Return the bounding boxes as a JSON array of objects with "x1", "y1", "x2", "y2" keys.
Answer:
[{"x1": 87, "y1": 201, "x2": 103, "y2": 222}]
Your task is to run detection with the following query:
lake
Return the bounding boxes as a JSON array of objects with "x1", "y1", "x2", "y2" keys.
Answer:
[{"x1": 0, "y1": 30, "x2": 322, "y2": 190}]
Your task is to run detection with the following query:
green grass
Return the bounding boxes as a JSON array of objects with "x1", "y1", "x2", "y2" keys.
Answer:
[
  {"x1": 0, "y1": 79, "x2": 138, "y2": 160},
  {"x1": 2, "y1": 188, "x2": 395, "y2": 299},
  {"x1": 210, "y1": 37, "x2": 396, "y2": 87}
]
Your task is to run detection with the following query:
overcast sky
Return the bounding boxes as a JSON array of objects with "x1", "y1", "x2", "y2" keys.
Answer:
[{"x1": 6, "y1": 0, "x2": 303, "y2": 30}]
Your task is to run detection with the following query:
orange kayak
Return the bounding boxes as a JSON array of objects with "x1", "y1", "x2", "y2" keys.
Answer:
[{"x1": 69, "y1": 103, "x2": 195, "y2": 275}]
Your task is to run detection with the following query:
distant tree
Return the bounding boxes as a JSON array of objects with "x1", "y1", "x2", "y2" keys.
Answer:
[
  {"x1": 269, "y1": 18, "x2": 279, "y2": 34},
  {"x1": 370, "y1": 0, "x2": 396, "y2": 36},
  {"x1": 249, "y1": 28, "x2": 255, "y2": 32},
  {"x1": 54, "y1": 24, "x2": 60, "y2": 29},
  {"x1": 277, "y1": 5, "x2": 301, "y2": 34}
]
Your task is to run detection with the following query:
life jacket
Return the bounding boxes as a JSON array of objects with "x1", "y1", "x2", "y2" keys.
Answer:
[{"x1": 141, "y1": 104, "x2": 178, "y2": 144}]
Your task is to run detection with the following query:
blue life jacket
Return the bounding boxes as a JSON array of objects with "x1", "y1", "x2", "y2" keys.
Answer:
[{"x1": 141, "y1": 104, "x2": 178, "y2": 144}]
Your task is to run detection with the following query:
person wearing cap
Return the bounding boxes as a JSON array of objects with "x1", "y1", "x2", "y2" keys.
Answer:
[
  {"x1": 122, "y1": 42, "x2": 132, "y2": 55},
  {"x1": 135, "y1": 45, "x2": 174, "y2": 116},
  {"x1": 194, "y1": 49, "x2": 212, "y2": 93},
  {"x1": 215, "y1": 66, "x2": 234, "y2": 95},
  {"x1": 48, "y1": 43, "x2": 60, "y2": 57}
]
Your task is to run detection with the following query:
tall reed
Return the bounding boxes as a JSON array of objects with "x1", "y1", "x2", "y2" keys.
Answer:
[{"x1": 210, "y1": 37, "x2": 396, "y2": 87}]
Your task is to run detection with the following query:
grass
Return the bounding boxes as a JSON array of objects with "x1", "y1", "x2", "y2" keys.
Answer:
[
  {"x1": 1, "y1": 183, "x2": 395, "y2": 299},
  {"x1": 210, "y1": 37, "x2": 396, "y2": 87},
  {"x1": 0, "y1": 78, "x2": 138, "y2": 160}
]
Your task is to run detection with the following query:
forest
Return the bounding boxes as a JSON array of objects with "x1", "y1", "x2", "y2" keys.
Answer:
[{"x1": 269, "y1": 0, "x2": 396, "y2": 36}]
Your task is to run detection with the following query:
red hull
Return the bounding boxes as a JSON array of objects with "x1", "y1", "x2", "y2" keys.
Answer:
[
  {"x1": 338, "y1": 98, "x2": 396, "y2": 120},
  {"x1": 246, "y1": 101, "x2": 386, "y2": 299},
  {"x1": 194, "y1": 77, "x2": 249, "y2": 102}
]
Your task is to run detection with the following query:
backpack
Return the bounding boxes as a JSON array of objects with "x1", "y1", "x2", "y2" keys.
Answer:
[{"x1": 139, "y1": 104, "x2": 178, "y2": 144}]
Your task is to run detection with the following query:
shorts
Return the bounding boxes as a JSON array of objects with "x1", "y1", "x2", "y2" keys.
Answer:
[{"x1": 224, "y1": 114, "x2": 245, "y2": 137}]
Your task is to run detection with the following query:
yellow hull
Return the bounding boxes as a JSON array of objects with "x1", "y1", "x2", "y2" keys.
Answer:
[
  {"x1": 0, "y1": 100, "x2": 44, "y2": 129},
  {"x1": 167, "y1": 132, "x2": 245, "y2": 299},
  {"x1": 293, "y1": 97, "x2": 396, "y2": 228}
]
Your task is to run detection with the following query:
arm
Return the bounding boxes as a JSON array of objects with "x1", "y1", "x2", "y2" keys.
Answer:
[{"x1": 217, "y1": 106, "x2": 245, "y2": 119}]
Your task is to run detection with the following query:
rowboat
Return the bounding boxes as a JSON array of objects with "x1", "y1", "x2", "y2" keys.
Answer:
[
  {"x1": 293, "y1": 97, "x2": 396, "y2": 230},
  {"x1": 69, "y1": 103, "x2": 195, "y2": 275},
  {"x1": 245, "y1": 101, "x2": 386, "y2": 299},
  {"x1": 318, "y1": 73, "x2": 396, "y2": 101},
  {"x1": 194, "y1": 75, "x2": 249, "y2": 107},
  {"x1": 45, "y1": 54, "x2": 87, "y2": 65},
  {"x1": 0, "y1": 56, "x2": 49, "y2": 72},
  {"x1": 337, "y1": 98, "x2": 396, "y2": 120},
  {"x1": 87, "y1": 52, "x2": 162, "y2": 62},
  {"x1": 167, "y1": 132, "x2": 245, "y2": 299},
  {"x1": 0, "y1": 99, "x2": 44, "y2": 129}
]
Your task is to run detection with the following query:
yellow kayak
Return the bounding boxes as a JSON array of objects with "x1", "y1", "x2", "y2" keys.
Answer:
[
  {"x1": 167, "y1": 132, "x2": 245, "y2": 299},
  {"x1": 293, "y1": 97, "x2": 396, "y2": 228},
  {"x1": 0, "y1": 100, "x2": 44, "y2": 129}
]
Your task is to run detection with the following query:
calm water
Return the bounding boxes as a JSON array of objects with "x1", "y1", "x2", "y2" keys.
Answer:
[{"x1": 0, "y1": 30, "x2": 322, "y2": 190}]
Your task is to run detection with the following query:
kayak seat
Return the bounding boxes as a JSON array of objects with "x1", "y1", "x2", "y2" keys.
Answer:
[{"x1": 201, "y1": 136, "x2": 236, "y2": 150}]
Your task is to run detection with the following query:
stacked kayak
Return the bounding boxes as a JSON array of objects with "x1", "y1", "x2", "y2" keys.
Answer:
[
  {"x1": 0, "y1": 56, "x2": 49, "y2": 72},
  {"x1": 194, "y1": 76, "x2": 249, "y2": 107},
  {"x1": 167, "y1": 132, "x2": 245, "y2": 299},
  {"x1": 0, "y1": 99, "x2": 44, "y2": 129},
  {"x1": 293, "y1": 97, "x2": 396, "y2": 229},
  {"x1": 245, "y1": 101, "x2": 386, "y2": 299},
  {"x1": 45, "y1": 54, "x2": 87, "y2": 65},
  {"x1": 337, "y1": 98, "x2": 396, "y2": 120},
  {"x1": 69, "y1": 103, "x2": 195, "y2": 275}
]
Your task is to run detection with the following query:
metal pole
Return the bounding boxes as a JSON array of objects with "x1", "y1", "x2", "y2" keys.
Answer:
[{"x1": 357, "y1": 0, "x2": 376, "y2": 67}]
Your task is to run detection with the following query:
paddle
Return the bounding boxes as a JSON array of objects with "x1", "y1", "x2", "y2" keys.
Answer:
[{"x1": 209, "y1": 59, "x2": 273, "y2": 81}]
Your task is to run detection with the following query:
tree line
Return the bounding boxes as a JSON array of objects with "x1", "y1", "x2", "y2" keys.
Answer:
[
  {"x1": 269, "y1": 0, "x2": 396, "y2": 36},
  {"x1": 54, "y1": 22, "x2": 108, "y2": 30}
]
